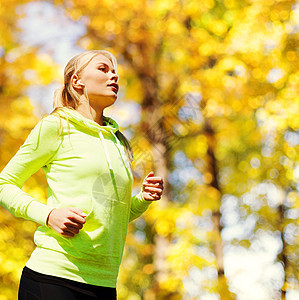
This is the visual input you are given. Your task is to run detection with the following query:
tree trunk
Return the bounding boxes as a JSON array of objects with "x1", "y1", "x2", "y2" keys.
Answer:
[
  {"x1": 278, "y1": 199, "x2": 288, "y2": 300},
  {"x1": 141, "y1": 105, "x2": 174, "y2": 297},
  {"x1": 204, "y1": 120, "x2": 235, "y2": 299},
  {"x1": 152, "y1": 142, "x2": 169, "y2": 284}
]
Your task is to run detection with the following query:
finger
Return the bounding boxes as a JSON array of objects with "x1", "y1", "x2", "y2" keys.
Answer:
[
  {"x1": 152, "y1": 192, "x2": 161, "y2": 198},
  {"x1": 146, "y1": 193, "x2": 160, "y2": 201},
  {"x1": 145, "y1": 171, "x2": 154, "y2": 179},
  {"x1": 65, "y1": 225, "x2": 80, "y2": 235},
  {"x1": 68, "y1": 207, "x2": 87, "y2": 218},
  {"x1": 146, "y1": 189, "x2": 161, "y2": 196},
  {"x1": 65, "y1": 221, "x2": 83, "y2": 230},
  {"x1": 148, "y1": 193, "x2": 160, "y2": 199},
  {"x1": 69, "y1": 213, "x2": 86, "y2": 225},
  {"x1": 143, "y1": 186, "x2": 163, "y2": 193},
  {"x1": 61, "y1": 231, "x2": 75, "y2": 238},
  {"x1": 145, "y1": 177, "x2": 163, "y2": 182},
  {"x1": 146, "y1": 183, "x2": 163, "y2": 190},
  {"x1": 143, "y1": 182, "x2": 163, "y2": 188}
]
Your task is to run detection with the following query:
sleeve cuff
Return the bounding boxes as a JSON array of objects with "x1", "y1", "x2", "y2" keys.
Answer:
[
  {"x1": 26, "y1": 201, "x2": 55, "y2": 227},
  {"x1": 136, "y1": 188, "x2": 152, "y2": 208}
]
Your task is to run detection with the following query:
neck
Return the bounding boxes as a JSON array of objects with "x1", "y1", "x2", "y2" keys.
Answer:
[{"x1": 76, "y1": 97, "x2": 104, "y2": 126}]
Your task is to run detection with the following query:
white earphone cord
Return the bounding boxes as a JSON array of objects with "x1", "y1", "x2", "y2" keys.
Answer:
[{"x1": 82, "y1": 84, "x2": 94, "y2": 121}]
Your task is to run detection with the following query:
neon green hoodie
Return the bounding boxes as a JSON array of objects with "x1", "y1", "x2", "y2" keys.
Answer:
[{"x1": 0, "y1": 107, "x2": 151, "y2": 288}]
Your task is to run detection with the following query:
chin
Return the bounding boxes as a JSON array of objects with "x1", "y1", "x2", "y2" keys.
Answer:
[
  {"x1": 110, "y1": 94, "x2": 117, "y2": 101},
  {"x1": 105, "y1": 96, "x2": 117, "y2": 106},
  {"x1": 92, "y1": 94, "x2": 117, "y2": 107}
]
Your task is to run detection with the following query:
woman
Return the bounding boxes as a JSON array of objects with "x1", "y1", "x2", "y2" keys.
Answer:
[{"x1": 0, "y1": 50, "x2": 164, "y2": 299}]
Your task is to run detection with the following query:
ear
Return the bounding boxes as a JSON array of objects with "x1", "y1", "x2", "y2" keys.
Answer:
[{"x1": 71, "y1": 74, "x2": 84, "y2": 90}]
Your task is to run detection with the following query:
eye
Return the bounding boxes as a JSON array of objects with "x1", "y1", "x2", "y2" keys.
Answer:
[{"x1": 98, "y1": 67, "x2": 106, "y2": 71}]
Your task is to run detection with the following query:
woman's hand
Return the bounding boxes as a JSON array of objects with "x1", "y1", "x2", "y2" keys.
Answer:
[
  {"x1": 46, "y1": 207, "x2": 87, "y2": 238},
  {"x1": 142, "y1": 171, "x2": 164, "y2": 201}
]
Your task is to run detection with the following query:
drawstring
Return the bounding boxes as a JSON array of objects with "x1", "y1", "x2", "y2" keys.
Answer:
[
  {"x1": 98, "y1": 130, "x2": 120, "y2": 201},
  {"x1": 98, "y1": 130, "x2": 113, "y2": 170}
]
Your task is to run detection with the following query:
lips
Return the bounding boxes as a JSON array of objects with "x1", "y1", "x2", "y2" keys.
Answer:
[{"x1": 108, "y1": 83, "x2": 119, "y2": 93}]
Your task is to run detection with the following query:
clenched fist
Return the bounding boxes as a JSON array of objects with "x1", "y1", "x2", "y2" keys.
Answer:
[
  {"x1": 142, "y1": 171, "x2": 164, "y2": 201},
  {"x1": 46, "y1": 207, "x2": 87, "y2": 238}
]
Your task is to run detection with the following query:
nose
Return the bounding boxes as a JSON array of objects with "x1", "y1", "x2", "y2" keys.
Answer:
[{"x1": 110, "y1": 71, "x2": 118, "y2": 82}]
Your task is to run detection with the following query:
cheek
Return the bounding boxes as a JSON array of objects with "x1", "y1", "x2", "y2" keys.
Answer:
[
  {"x1": 94, "y1": 71, "x2": 107, "y2": 82},
  {"x1": 85, "y1": 71, "x2": 107, "y2": 86}
]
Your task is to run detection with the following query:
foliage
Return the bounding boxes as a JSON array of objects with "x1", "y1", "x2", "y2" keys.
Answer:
[
  {"x1": 0, "y1": 0, "x2": 298, "y2": 299},
  {"x1": 0, "y1": 1, "x2": 59, "y2": 299},
  {"x1": 56, "y1": 0, "x2": 298, "y2": 298}
]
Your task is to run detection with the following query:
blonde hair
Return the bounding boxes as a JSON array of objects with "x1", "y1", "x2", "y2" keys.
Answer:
[{"x1": 49, "y1": 50, "x2": 133, "y2": 164}]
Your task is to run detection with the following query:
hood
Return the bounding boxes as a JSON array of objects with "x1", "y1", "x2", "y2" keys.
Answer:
[
  {"x1": 52, "y1": 107, "x2": 132, "y2": 200},
  {"x1": 53, "y1": 106, "x2": 119, "y2": 134}
]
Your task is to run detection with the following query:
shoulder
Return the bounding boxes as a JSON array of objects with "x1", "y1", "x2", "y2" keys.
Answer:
[
  {"x1": 25, "y1": 115, "x2": 62, "y2": 145},
  {"x1": 36, "y1": 115, "x2": 60, "y2": 134},
  {"x1": 41, "y1": 114, "x2": 60, "y2": 123}
]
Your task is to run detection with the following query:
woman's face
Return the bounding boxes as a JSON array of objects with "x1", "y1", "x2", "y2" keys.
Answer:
[{"x1": 79, "y1": 54, "x2": 119, "y2": 107}]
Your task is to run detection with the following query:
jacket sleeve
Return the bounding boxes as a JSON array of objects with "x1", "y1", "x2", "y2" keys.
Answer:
[
  {"x1": 0, "y1": 115, "x2": 62, "y2": 226},
  {"x1": 129, "y1": 187, "x2": 152, "y2": 222}
]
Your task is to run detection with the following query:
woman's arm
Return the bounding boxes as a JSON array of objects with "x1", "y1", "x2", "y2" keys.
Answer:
[
  {"x1": 0, "y1": 115, "x2": 62, "y2": 226},
  {"x1": 129, "y1": 188, "x2": 151, "y2": 222},
  {"x1": 129, "y1": 171, "x2": 164, "y2": 222}
]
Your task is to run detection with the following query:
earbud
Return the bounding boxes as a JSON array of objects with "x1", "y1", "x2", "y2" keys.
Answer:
[{"x1": 78, "y1": 81, "x2": 85, "y2": 87}]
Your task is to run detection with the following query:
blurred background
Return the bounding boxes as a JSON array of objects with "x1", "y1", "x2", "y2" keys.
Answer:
[{"x1": 0, "y1": 0, "x2": 298, "y2": 299}]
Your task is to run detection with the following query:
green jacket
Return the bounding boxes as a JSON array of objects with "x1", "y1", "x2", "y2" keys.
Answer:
[{"x1": 0, "y1": 107, "x2": 151, "y2": 288}]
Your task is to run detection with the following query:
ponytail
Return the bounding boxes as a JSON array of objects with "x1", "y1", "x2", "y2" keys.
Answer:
[
  {"x1": 115, "y1": 131, "x2": 134, "y2": 165},
  {"x1": 53, "y1": 86, "x2": 64, "y2": 108},
  {"x1": 53, "y1": 86, "x2": 80, "y2": 110}
]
